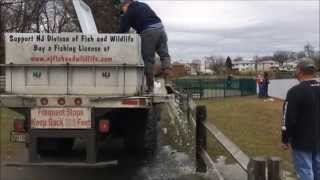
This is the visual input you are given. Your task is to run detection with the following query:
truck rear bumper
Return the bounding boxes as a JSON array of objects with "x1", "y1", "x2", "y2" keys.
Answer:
[{"x1": 28, "y1": 129, "x2": 97, "y2": 163}]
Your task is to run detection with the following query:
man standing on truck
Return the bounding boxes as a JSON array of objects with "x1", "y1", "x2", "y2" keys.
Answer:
[
  {"x1": 281, "y1": 60, "x2": 320, "y2": 180},
  {"x1": 119, "y1": 0, "x2": 171, "y2": 93}
]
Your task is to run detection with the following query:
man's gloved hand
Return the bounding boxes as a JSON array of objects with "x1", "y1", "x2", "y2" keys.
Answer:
[{"x1": 281, "y1": 143, "x2": 290, "y2": 150}]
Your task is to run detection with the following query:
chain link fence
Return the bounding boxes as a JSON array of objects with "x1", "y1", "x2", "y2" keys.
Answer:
[{"x1": 174, "y1": 78, "x2": 257, "y2": 100}]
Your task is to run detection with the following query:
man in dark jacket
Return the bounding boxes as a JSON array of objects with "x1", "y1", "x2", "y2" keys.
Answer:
[
  {"x1": 262, "y1": 72, "x2": 270, "y2": 98},
  {"x1": 282, "y1": 60, "x2": 320, "y2": 180},
  {"x1": 119, "y1": 0, "x2": 171, "y2": 93}
]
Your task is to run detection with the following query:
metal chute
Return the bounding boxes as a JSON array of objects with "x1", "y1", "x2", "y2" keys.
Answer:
[{"x1": 72, "y1": 0, "x2": 98, "y2": 34}]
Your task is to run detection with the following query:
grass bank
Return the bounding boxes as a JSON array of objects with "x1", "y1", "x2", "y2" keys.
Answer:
[
  {"x1": 0, "y1": 108, "x2": 23, "y2": 145},
  {"x1": 199, "y1": 96, "x2": 294, "y2": 173}
]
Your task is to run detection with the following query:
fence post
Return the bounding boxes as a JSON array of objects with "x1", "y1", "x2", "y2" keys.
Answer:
[
  {"x1": 196, "y1": 105, "x2": 207, "y2": 173},
  {"x1": 240, "y1": 79, "x2": 244, "y2": 96},
  {"x1": 248, "y1": 156, "x2": 267, "y2": 180},
  {"x1": 223, "y1": 79, "x2": 226, "y2": 97},
  {"x1": 186, "y1": 93, "x2": 190, "y2": 122},
  {"x1": 199, "y1": 79, "x2": 203, "y2": 100},
  {"x1": 268, "y1": 157, "x2": 282, "y2": 180}
]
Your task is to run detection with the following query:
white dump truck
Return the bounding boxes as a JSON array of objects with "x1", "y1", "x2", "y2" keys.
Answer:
[{"x1": 0, "y1": 0, "x2": 168, "y2": 167}]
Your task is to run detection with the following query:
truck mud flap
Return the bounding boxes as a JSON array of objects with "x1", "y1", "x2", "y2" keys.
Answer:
[{"x1": 3, "y1": 160, "x2": 118, "y2": 168}]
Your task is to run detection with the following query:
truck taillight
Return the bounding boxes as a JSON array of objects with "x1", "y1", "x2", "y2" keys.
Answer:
[
  {"x1": 74, "y1": 98, "x2": 82, "y2": 106},
  {"x1": 58, "y1": 98, "x2": 66, "y2": 105},
  {"x1": 40, "y1": 98, "x2": 48, "y2": 106},
  {"x1": 14, "y1": 119, "x2": 25, "y2": 132},
  {"x1": 121, "y1": 99, "x2": 146, "y2": 106},
  {"x1": 99, "y1": 120, "x2": 110, "y2": 134}
]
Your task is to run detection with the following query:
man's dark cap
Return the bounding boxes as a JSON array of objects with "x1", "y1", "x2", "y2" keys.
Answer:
[{"x1": 297, "y1": 60, "x2": 316, "y2": 74}]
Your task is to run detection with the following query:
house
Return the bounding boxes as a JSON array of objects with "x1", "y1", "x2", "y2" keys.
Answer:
[
  {"x1": 171, "y1": 62, "x2": 188, "y2": 78},
  {"x1": 232, "y1": 61, "x2": 255, "y2": 72},
  {"x1": 279, "y1": 59, "x2": 309, "y2": 71},
  {"x1": 184, "y1": 63, "x2": 192, "y2": 75},
  {"x1": 232, "y1": 60, "x2": 281, "y2": 72},
  {"x1": 203, "y1": 69, "x2": 214, "y2": 75},
  {"x1": 190, "y1": 60, "x2": 201, "y2": 75},
  {"x1": 257, "y1": 60, "x2": 280, "y2": 71}
]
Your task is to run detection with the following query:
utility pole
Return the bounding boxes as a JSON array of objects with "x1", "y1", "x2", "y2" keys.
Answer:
[{"x1": 0, "y1": 1, "x2": 3, "y2": 37}]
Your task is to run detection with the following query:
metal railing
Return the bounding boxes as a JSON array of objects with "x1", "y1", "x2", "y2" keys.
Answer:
[{"x1": 0, "y1": 75, "x2": 5, "y2": 93}]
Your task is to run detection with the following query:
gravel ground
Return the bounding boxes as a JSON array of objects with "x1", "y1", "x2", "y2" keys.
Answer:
[{"x1": 1, "y1": 140, "x2": 217, "y2": 180}]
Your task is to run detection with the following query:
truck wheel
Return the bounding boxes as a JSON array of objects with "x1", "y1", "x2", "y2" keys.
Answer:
[
  {"x1": 144, "y1": 105, "x2": 160, "y2": 156},
  {"x1": 124, "y1": 106, "x2": 160, "y2": 156},
  {"x1": 124, "y1": 111, "x2": 145, "y2": 153}
]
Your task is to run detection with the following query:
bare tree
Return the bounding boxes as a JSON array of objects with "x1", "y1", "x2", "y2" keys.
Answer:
[
  {"x1": 225, "y1": 56, "x2": 232, "y2": 72},
  {"x1": 297, "y1": 51, "x2": 306, "y2": 59},
  {"x1": 304, "y1": 43, "x2": 315, "y2": 59},
  {"x1": 0, "y1": 1, "x2": 4, "y2": 69},
  {"x1": 259, "y1": 56, "x2": 273, "y2": 61},
  {"x1": 83, "y1": 0, "x2": 120, "y2": 33},
  {"x1": 207, "y1": 56, "x2": 225, "y2": 74},
  {"x1": 0, "y1": 0, "x2": 79, "y2": 64},
  {"x1": 233, "y1": 56, "x2": 243, "y2": 62},
  {"x1": 253, "y1": 55, "x2": 259, "y2": 73},
  {"x1": 273, "y1": 50, "x2": 290, "y2": 65},
  {"x1": 36, "y1": 0, "x2": 80, "y2": 33},
  {"x1": 1, "y1": 0, "x2": 120, "y2": 33}
]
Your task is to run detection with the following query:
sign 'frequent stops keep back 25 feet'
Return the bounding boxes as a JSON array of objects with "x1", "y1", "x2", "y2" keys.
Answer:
[
  {"x1": 5, "y1": 33, "x2": 143, "y2": 65},
  {"x1": 31, "y1": 107, "x2": 91, "y2": 129}
]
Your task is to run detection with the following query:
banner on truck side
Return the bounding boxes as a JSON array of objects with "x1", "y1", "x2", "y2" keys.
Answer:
[
  {"x1": 5, "y1": 33, "x2": 142, "y2": 65},
  {"x1": 31, "y1": 107, "x2": 91, "y2": 129}
]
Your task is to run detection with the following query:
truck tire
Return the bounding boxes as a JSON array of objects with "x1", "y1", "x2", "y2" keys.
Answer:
[
  {"x1": 124, "y1": 111, "x2": 145, "y2": 153},
  {"x1": 124, "y1": 106, "x2": 160, "y2": 156},
  {"x1": 144, "y1": 105, "x2": 160, "y2": 155}
]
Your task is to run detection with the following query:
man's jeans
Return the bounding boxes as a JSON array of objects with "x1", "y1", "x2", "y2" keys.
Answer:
[
  {"x1": 140, "y1": 28, "x2": 171, "y2": 92},
  {"x1": 292, "y1": 149, "x2": 320, "y2": 180}
]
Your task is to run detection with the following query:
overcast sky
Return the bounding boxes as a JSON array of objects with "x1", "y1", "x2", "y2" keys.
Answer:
[{"x1": 141, "y1": 0, "x2": 319, "y2": 62}]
